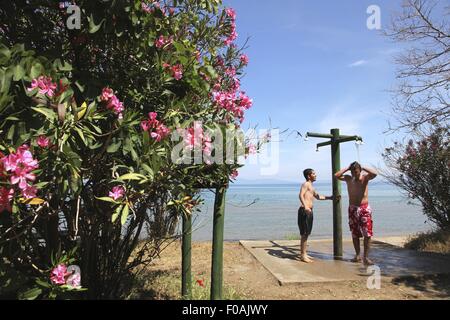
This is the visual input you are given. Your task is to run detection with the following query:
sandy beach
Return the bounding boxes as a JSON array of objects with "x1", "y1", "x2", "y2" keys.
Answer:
[{"x1": 133, "y1": 236, "x2": 450, "y2": 300}]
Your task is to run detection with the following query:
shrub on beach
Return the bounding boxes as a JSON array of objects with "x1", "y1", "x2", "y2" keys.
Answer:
[
  {"x1": 0, "y1": 0, "x2": 257, "y2": 299},
  {"x1": 382, "y1": 124, "x2": 450, "y2": 231}
]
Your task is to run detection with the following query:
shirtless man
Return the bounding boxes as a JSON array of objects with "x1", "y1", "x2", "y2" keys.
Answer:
[
  {"x1": 334, "y1": 161, "x2": 377, "y2": 265},
  {"x1": 298, "y1": 169, "x2": 334, "y2": 263}
]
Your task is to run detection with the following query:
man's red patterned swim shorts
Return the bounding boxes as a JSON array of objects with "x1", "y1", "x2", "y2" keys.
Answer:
[{"x1": 348, "y1": 203, "x2": 373, "y2": 238}]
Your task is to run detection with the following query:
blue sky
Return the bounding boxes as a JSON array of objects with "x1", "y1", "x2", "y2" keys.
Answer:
[{"x1": 223, "y1": 0, "x2": 411, "y2": 183}]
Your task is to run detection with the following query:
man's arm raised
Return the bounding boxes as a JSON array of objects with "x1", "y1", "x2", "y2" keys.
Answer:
[
  {"x1": 334, "y1": 166, "x2": 351, "y2": 181},
  {"x1": 362, "y1": 166, "x2": 377, "y2": 180}
]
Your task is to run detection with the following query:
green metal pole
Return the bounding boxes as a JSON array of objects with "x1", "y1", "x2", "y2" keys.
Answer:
[
  {"x1": 210, "y1": 186, "x2": 227, "y2": 300},
  {"x1": 181, "y1": 212, "x2": 192, "y2": 299},
  {"x1": 331, "y1": 128, "x2": 343, "y2": 259}
]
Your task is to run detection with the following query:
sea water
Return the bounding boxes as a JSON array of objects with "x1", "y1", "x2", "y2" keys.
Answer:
[{"x1": 188, "y1": 182, "x2": 432, "y2": 241}]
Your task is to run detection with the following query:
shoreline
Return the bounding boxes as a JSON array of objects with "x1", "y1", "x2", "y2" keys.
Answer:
[{"x1": 189, "y1": 234, "x2": 411, "y2": 247}]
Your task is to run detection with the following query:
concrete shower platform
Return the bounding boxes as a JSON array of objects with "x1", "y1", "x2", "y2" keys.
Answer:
[{"x1": 239, "y1": 238, "x2": 450, "y2": 285}]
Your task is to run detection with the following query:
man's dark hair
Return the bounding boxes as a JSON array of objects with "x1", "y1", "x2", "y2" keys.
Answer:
[
  {"x1": 303, "y1": 168, "x2": 314, "y2": 180},
  {"x1": 350, "y1": 161, "x2": 361, "y2": 171}
]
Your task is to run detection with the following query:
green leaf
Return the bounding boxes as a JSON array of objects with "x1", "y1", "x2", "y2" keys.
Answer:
[
  {"x1": 35, "y1": 279, "x2": 51, "y2": 289},
  {"x1": 13, "y1": 65, "x2": 25, "y2": 81},
  {"x1": 74, "y1": 81, "x2": 85, "y2": 93},
  {"x1": 74, "y1": 127, "x2": 87, "y2": 145},
  {"x1": 142, "y1": 131, "x2": 150, "y2": 151},
  {"x1": 88, "y1": 14, "x2": 105, "y2": 33},
  {"x1": 112, "y1": 204, "x2": 123, "y2": 223},
  {"x1": 5, "y1": 116, "x2": 20, "y2": 121},
  {"x1": 96, "y1": 196, "x2": 119, "y2": 204},
  {"x1": 130, "y1": 146, "x2": 138, "y2": 160},
  {"x1": 107, "y1": 140, "x2": 121, "y2": 153},
  {"x1": 18, "y1": 287, "x2": 42, "y2": 300},
  {"x1": 34, "y1": 181, "x2": 49, "y2": 189},
  {"x1": 89, "y1": 122, "x2": 102, "y2": 134},
  {"x1": 0, "y1": 45, "x2": 11, "y2": 61},
  {"x1": 121, "y1": 205, "x2": 130, "y2": 225},
  {"x1": 1, "y1": 67, "x2": 13, "y2": 93},
  {"x1": 117, "y1": 173, "x2": 146, "y2": 181},
  {"x1": 30, "y1": 62, "x2": 44, "y2": 79},
  {"x1": 54, "y1": 58, "x2": 72, "y2": 71},
  {"x1": 141, "y1": 163, "x2": 154, "y2": 178},
  {"x1": 77, "y1": 102, "x2": 88, "y2": 120},
  {"x1": 31, "y1": 107, "x2": 57, "y2": 121},
  {"x1": 6, "y1": 125, "x2": 15, "y2": 141}
]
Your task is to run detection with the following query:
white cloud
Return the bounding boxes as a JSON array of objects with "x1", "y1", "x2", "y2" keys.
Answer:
[{"x1": 348, "y1": 59, "x2": 368, "y2": 67}]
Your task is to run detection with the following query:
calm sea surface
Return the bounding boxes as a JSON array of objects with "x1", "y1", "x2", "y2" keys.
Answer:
[{"x1": 185, "y1": 182, "x2": 432, "y2": 241}]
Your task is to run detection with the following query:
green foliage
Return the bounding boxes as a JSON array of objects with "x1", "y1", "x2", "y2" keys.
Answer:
[{"x1": 0, "y1": 0, "x2": 250, "y2": 299}]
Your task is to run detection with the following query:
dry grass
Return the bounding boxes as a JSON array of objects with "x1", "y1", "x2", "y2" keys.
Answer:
[{"x1": 404, "y1": 229, "x2": 450, "y2": 254}]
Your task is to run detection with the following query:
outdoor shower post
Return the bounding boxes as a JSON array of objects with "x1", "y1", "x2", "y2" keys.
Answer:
[{"x1": 306, "y1": 129, "x2": 363, "y2": 259}]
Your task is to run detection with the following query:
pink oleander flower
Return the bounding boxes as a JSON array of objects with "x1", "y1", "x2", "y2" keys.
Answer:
[
  {"x1": 225, "y1": 8, "x2": 236, "y2": 20},
  {"x1": 50, "y1": 264, "x2": 68, "y2": 285},
  {"x1": 36, "y1": 135, "x2": 50, "y2": 148},
  {"x1": 238, "y1": 92, "x2": 253, "y2": 110},
  {"x1": 10, "y1": 169, "x2": 36, "y2": 190},
  {"x1": 141, "y1": 120, "x2": 151, "y2": 132},
  {"x1": 230, "y1": 169, "x2": 239, "y2": 180},
  {"x1": 109, "y1": 186, "x2": 125, "y2": 201},
  {"x1": 107, "y1": 96, "x2": 125, "y2": 119},
  {"x1": 150, "y1": 124, "x2": 171, "y2": 142},
  {"x1": 0, "y1": 151, "x2": 5, "y2": 179},
  {"x1": 21, "y1": 184, "x2": 37, "y2": 199},
  {"x1": 2, "y1": 145, "x2": 39, "y2": 191},
  {"x1": 182, "y1": 123, "x2": 212, "y2": 161},
  {"x1": 155, "y1": 35, "x2": 173, "y2": 49},
  {"x1": 212, "y1": 91, "x2": 235, "y2": 111},
  {"x1": 203, "y1": 135, "x2": 212, "y2": 157},
  {"x1": 225, "y1": 67, "x2": 236, "y2": 77},
  {"x1": 224, "y1": 28, "x2": 237, "y2": 46},
  {"x1": 141, "y1": 2, "x2": 152, "y2": 13},
  {"x1": 230, "y1": 77, "x2": 241, "y2": 92},
  {"x1": 171, "y1": 64, "x2": 183, "y2": 80},
  {"x1": 101, "y1": 88, "x2": 125, "y2": 119},
  {"x1": 101, "y1": 87, "x2": 115, "y2": 101},
  {"x1": 0, "y1": 187, "x2": 14, "y2": 213},
  {"x1": 66, "y1": 273, "x2": 81, "y2": 288},
  {"x1": 240, "y1": 54, "x2": 249, "y2": 65},
  {"x1": 223, "y1": 8, "x2": 238, "y2": 46},
  {"x1": 141, "y1": 112, "x2": 171, "y2": 141},
  {"x1": 27, "y1": 76, "x2": 57, "y2": 97}
]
